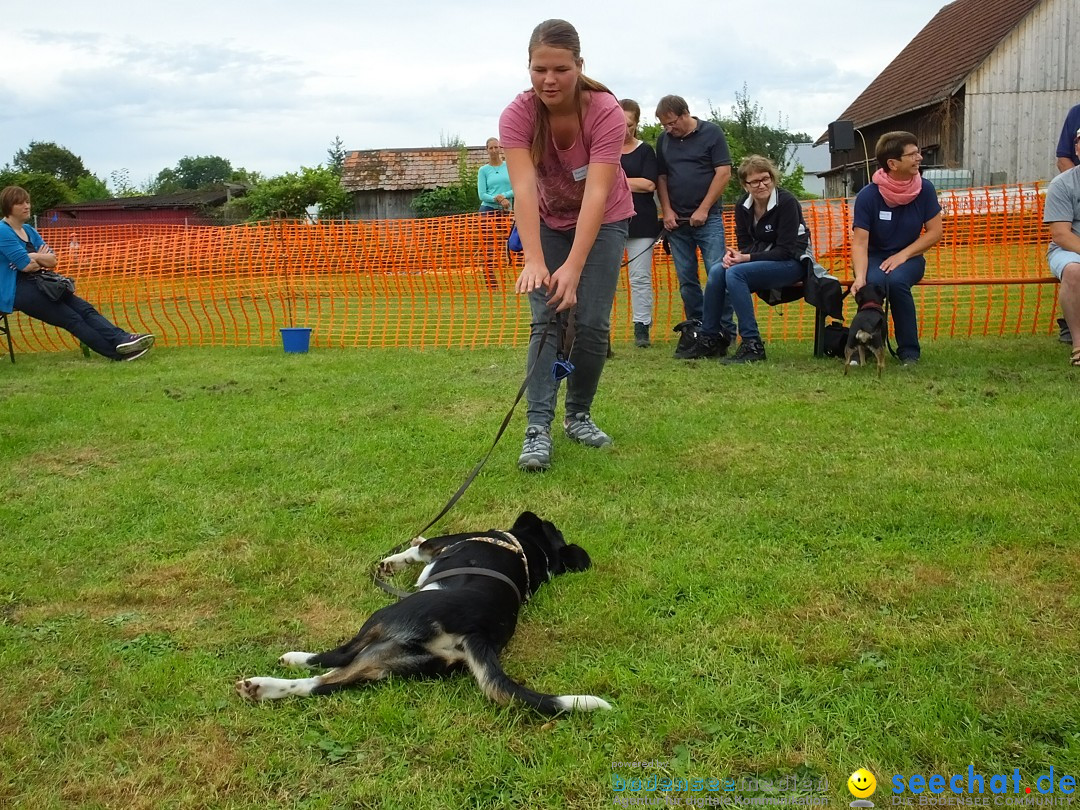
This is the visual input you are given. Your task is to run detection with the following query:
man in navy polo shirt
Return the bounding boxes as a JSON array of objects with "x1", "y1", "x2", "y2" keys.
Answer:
[
  {"x1": 655, "y1": 95, "x2": 735, "y2": 357},
  {"x1": 1055, "y1": 104, "x2": 1080, "y2": 174},
  {"x1": 1044, "y1": 127, "x2": 1080, "y2": 366}
]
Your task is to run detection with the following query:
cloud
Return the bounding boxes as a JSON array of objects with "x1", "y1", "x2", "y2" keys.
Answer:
[{"x1": 0, "y1": 0, "x2": 950, "y2": 182}]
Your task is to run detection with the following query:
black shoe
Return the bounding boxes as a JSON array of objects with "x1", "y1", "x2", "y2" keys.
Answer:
[
  {"x1": 672, "y1": 319, "x2": 701, "y2": 358},
  {"x1": 721, "y1": 339, "x2": 766, "y2": 364},
  {"x1": 680, "y1": 330, "x2": 730, "y2": 360},
  {"x1": 634, "y1": 322, "x2": 651, "y2": 348}
]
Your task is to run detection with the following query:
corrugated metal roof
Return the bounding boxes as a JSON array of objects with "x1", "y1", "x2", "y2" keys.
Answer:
[
  {"x1": 817, "y1": 0, "x2": 1043, "y2": 143},
  {"x1": 341, "y1": 146, "x2": 489, "y2": 192}
]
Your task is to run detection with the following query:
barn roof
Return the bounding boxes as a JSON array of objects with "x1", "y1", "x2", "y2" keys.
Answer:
[
  {"x1": 47, "y1": 189, "x2": 234, "y2": 212},
  {"x1": 817, "y1": 0, "x2": 1043, "y2": 143},
  {"x1": 341, "y1": 146, "x2": 488, "y2": 192}
]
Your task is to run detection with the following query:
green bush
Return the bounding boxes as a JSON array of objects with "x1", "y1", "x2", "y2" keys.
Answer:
[{"x1": 411, "y1": 147, "x2": 480, "y2": 217}]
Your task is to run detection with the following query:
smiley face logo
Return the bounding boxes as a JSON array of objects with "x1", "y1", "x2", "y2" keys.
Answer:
[{"x1": 848, "y1": 768, "x2": 877, "y2": 799}]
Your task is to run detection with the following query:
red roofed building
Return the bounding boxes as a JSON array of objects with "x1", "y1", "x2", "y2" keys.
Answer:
[
  {"x1": 818, "y1": 0, "x2": 1076, "y2": 197},
  {"x1": 41, "y1": 188, "x2": 241, "y2": 227},
  {"x1": 341, "y1": 146, "x2": 488, "y2": 219}
]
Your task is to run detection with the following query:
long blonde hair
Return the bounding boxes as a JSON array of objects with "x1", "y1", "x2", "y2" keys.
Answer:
[{"x1": 527, "y1": 19, "x2": 612, "y2": 167}]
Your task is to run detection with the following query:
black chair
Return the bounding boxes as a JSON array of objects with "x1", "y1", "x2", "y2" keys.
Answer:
[
  {"x1": 0, "y1": 312, "x2": 13, "y2": 363},
  {"x1": 755, "y1": 269, "x2": 846, "y2": 357}
]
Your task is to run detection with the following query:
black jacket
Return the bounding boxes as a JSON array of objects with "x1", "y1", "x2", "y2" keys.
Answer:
[{"x1": 733, "y1": 187, "x2": 810, "y2": 262}]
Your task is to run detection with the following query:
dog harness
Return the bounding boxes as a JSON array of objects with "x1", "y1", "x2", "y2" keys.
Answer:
[{"x1": 418, "y1": 531, "x2": 532, "y2": 605}]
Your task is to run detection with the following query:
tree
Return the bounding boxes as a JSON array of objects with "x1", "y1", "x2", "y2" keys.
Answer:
[
  {"x1": 230, "y1": 167, "x2": 265, "y2": 187},
  {"x1": 639, "y1": 121, "x2": 662, "y2": 149},
  {"x1": 439, "y1": 131, "x2": 466, "y2": 148},
  {"x1": 109, "y1": 168, "x2": 145, "y2": 197},
  {"x1": 12, "y1": 141, "x2": 90, "y2": 187},
  {"x1": 243, "y1": 165, "x2": 350, "y2": 221},
  {"x1": 410, "y1": 147, "x2": 480, "y2": 217},
  {"x1": 326, "y1": 136, "x2": 346, "y2": 177},
  {"x1": 0, "y1": 169, "x2": 74, "y2": 213},
  {"x1": 151, "y1": 155, "x2": 234, "y2": 193},
  {"x1": 73, "y1": 175, "x2": 110, "y2": 202},
  {"x1": 712, "y1": 84, "x2": 812, "y2": 200}
]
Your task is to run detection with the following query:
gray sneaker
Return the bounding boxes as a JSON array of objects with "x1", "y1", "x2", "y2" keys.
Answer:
[
  {"x1": 563, "y1": 412, "x2": 613, "y2": 448},
  {"x1": 518, "y1": 425, "x2": 552, "y2": 471}
]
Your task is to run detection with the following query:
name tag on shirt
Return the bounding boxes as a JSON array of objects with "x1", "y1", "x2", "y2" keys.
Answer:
[
  {"x1": 879, "y1": 211, "x2": 893, "y2": 221},
  {"x1": 572, "y1": 165, "x2": 589, "y2": 182}
]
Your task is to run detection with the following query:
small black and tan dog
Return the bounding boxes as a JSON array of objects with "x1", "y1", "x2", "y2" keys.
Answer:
[
  {"x1": 235, "y1": 511, "x2": 611, "y2": 714},
  {"x1": 844, "y1": 284, "x2": 887, "y2": 377}
]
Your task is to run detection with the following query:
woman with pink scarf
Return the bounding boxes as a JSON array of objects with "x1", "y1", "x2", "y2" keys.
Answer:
[{"x1": 851, "y1": 131, "x2": 943, "y2": 365}]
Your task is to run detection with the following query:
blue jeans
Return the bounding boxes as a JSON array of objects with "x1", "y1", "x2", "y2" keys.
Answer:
[
  {"x1": 866, "y1": 254, "x2": 925, "y2": 361},
  {"x1": 665, "y1": 212, "x2": 734, "y2": 333},
  {"x1": 526, "y1": 220, "x2": 628, "y2": 428},
  {"x1": 13, "y1": 273, "x2": 128, "y2": 359},
  {"x1": 702, "y1": 258, "x2": 804, "y2": 342}
]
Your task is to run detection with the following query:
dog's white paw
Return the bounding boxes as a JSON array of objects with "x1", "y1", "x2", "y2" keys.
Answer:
[
  {"x1": 279, "y1": 651, "x2": 316, "y2": 669},
  {"x1": 235, "y1": 677, "x2": 269, "y2": 701},
  {"x1": 236, "y1": 675, "x2": 319, "y2": 701},
  {"x1": 378, "y1": 546, "x2": 422, "y2": 576}
]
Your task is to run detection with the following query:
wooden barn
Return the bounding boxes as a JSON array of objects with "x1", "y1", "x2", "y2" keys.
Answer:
[
  {"x1": 341, "y1": 146, "x2": 488, "y2": 220},
  {"x1": 818, "y1": 0, "x2": 1077, "y2": 197}
]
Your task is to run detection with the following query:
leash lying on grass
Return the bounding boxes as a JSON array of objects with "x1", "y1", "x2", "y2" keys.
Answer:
[{"x1": 374, "y1": 320, "x2": 557, "y2": 599}]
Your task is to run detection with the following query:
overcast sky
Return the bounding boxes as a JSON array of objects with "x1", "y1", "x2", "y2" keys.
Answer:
[{"x1": 2, "y1": 0, "x2": 950, "y2": 187}]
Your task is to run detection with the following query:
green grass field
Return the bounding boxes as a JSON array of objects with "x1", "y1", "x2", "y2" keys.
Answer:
[{"x1": 1, "y1": 337, "x2": 1077, "y2": 809}]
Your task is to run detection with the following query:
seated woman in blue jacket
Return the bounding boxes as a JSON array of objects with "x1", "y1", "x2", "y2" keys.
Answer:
[
  {"x1": 0, "y1": 186, "x2": 154, "y2": 360},
  {"x1": 682, "y1": 155, "x2": 808, "y2": 363}
]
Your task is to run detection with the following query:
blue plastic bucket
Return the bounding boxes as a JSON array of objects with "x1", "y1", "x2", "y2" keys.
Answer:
[{"x1": 280, "y1": 327, "x2": 312, "y2": 353}]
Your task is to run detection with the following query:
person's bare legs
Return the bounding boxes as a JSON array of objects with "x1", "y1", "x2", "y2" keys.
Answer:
[{"x1": 1060, "y1": 263, "x2": 1080, "y2": 359}]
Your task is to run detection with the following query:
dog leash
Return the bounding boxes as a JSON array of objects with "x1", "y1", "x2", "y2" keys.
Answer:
[
  {"x1": 883, "y1": 276, "x2": 898, "y2": 359},
  {"x1": 373, "y1": 321, "x2": 557, "y2": 599}
]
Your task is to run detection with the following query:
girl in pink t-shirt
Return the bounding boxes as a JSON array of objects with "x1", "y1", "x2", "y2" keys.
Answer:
[{"x1": 499, "y1": 19, "x2": 633, "y2": 472}]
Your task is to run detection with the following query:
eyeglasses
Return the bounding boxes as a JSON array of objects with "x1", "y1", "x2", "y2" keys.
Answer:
[
  {"x1": 900, "y1": 149, "x2": 922, "y2": 159},
  {"x1": 745, "y1": 177, "x2": 772, "y2": 187}
]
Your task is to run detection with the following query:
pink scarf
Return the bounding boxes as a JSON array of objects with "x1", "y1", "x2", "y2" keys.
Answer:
[{"x1": 873, "y1": 168, "x2": 922, "y2": 207}]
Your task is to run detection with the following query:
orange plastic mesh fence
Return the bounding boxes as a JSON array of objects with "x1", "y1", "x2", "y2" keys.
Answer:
[{"x1": 7, "y1": 183, "x2": 1058, "y2": 354}]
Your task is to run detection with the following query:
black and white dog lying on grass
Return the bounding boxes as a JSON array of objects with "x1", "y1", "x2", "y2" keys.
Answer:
[{"x1": 235, "y1": 511, "x2": 611, "y2": 714}]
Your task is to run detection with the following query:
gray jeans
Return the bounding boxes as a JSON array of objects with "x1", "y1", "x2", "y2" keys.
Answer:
[
  {"x1": 624, "y1": 236, "x2": 655, "y2": 325},
  {"x1": 526, "y1": 220, "x2": 629, "y2": 428}
]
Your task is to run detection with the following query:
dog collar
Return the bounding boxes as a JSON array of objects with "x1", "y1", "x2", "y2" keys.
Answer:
[{"x1": 859, "y1": 301, "x2": 884, "y2": 312}]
